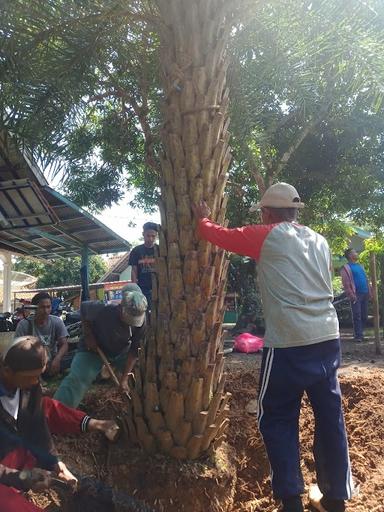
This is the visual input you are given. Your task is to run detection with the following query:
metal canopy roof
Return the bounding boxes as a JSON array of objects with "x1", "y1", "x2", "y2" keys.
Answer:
[
  {"x1": 0, "y1": 184, "x2": 131, "y2": 259},
  {"x1": 0, "y1": 179, "x2": 58, "y2": 230},
  {"x1": 0, "y1": 131, "x2": 131, "y2": 259}
]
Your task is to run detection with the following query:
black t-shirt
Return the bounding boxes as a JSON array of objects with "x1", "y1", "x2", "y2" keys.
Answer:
[
  {"x1": 128, "y1": 244, "x2": 158, "y2": 292},
  {"x1": 80, "y1": 302, "x2": 145, "y2": 357}
]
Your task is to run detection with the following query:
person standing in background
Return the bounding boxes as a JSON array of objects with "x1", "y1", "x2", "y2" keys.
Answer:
[
  {"x1": 128, "y1": 222, "x2": 159, "y2": 311},
  {"x1": 340, "y1": 248, "x2": 371, "y2": 342}
]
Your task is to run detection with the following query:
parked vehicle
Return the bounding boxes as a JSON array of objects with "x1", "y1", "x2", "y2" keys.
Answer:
[{"x1": 0, "y1": 312, "x2": 14, "y2": 332}]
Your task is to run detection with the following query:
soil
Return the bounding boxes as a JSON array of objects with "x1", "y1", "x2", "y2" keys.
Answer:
[
  {"x1": 107, "y1": 441, "x2": 237, "y2": 512},
  {"x1": 28, "y1": 331, "x2": 384, "y2": 512}
]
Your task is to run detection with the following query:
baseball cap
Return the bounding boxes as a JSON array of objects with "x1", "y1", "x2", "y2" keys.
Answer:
[
  {"x1": 249, "y1": 182, "x2": 305, "y2": 212},
  {"x1": 120, "y1": 283, "x2": 148, "y2": 327}
]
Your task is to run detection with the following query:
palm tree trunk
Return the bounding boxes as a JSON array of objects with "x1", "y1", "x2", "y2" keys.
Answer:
[{"x1": 128, "y1": 0, "x2": 234, "y2": 459}]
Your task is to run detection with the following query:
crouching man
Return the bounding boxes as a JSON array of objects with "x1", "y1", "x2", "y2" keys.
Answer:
[
  {"x1": 0, "y1": 335, "x2": 121, "y2": 512},
  {"x1": 54, "y1": 283, "x2": 147, "y2": 408}
]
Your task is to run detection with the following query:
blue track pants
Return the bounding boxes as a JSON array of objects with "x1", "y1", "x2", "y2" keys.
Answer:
[{"x1": 257, "y1": 339, "x2": 354, "y2": 500}]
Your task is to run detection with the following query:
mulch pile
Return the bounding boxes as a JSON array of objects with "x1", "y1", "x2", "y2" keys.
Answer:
[
  {"x1": 225, "y1": 366, "x2": 384, "y2": 512},
  {"x1": 28, "y1": 367, "x2": 384, "y2": 511}
]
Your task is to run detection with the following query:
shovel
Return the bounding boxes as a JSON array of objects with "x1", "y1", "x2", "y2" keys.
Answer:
[{"x1": 95, "y1": 346, "x2": 141, "y2": 444}]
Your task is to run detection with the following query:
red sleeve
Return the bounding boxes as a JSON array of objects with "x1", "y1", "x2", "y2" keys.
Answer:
[{"x1": 198, "y1": 218, "x2": 275, "y2": 261}]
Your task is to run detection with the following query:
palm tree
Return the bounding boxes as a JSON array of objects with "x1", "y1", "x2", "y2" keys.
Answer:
[{"x1": 127, "y1": 0, "x2": 237, "y2": 459}]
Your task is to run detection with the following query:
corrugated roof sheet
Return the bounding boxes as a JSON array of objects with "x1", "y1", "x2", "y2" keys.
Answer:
[
  {"x1": 0, "y1": 131, "x2": 131, "y2": 259},
  {"x1": 0, "y1": 179, "x2": 58, "y2": 230}
]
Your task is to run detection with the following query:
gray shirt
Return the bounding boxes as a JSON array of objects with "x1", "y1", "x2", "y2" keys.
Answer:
[
  {"x1": 257, "y1": 222, "x2": 339, "y2": 348},
  {"x1": 15, "y1": 315, "x2": 69, "y2": 360}
]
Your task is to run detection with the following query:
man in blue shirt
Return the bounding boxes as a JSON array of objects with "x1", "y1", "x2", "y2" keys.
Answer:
[{"x1": 340, "y1": 248, "x2": 371, "y2": 342}]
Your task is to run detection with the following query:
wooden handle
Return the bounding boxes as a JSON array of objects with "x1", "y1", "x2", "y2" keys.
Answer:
[
  {"x1": 96, "y1": 347, "x2": 121, "y2": 387},
  {"x1": 96, "y1": 346, "x2": 132, "y2": 400}
]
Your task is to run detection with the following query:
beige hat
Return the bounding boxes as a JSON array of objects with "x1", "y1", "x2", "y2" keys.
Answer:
[
  {"x1": 120, "y1": 283, "x2": 148, "y2": 327},
  {"x1": 250, "y1": 182, "x2": 305, "y2": 212}
]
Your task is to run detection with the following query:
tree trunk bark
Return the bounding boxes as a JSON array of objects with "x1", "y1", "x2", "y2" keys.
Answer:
[{"x1": 127, "y1": 0, "x2": 234, "y2": 459}]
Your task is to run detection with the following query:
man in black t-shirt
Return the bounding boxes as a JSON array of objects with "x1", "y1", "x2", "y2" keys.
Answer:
[
  {"x1": 128, "y1": 222, "x2": 159, "y2": 310},
  {"x1": 54, "y1": 284, "x2": 147, "y2": 408}
]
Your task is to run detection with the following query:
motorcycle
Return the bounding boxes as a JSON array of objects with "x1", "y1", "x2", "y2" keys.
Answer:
[
  {"x1": 332, "y1": 292, "x2": 353, "y2": 327},
  {"x1": 0, "y1": 312, "x2": 14, "y2": 332}
]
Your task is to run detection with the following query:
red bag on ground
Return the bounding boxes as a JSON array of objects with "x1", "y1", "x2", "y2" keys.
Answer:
[{"x1": 233, "y1": 333, "x2": 264, "y2": 353}]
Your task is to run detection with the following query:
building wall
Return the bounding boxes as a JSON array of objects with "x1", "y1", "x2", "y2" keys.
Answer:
[
  {"x1": 120, "y1": 266, "x2": 132, "y2": 281},
  {"x1": 350, "y1": 234, "x2": 366, "y2": 253}
]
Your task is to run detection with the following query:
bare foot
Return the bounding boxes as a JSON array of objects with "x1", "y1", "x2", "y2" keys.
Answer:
[{"x1": 308, "y1": 485, "x2": 327, "y2": 512}]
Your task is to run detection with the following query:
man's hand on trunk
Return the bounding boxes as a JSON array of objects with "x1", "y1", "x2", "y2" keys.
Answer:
[{"x1": 192, "y1": 200, "x2": 211, "y2": 219}]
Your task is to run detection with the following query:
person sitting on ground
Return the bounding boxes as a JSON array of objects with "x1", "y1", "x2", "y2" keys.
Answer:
[
  {"x1": 128, "y1": 221, "x2": 159, "y2": 311},
  {"x1": 0, "y1": 335, "x2": 121, "y2": 512},
  {"x1": 54, "y1": 283, "x2": 147, "y2": 409},
  {"x1": 340, "y1": 248, "x2": 371, "y2": 342},
  {"x1": 15, "y1": 292, "x2": 71, "y2": 378}
]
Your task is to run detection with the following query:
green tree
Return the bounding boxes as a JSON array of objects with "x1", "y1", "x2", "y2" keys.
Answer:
[
  {"x1": 2, "y1": 0, "x2": 384, "y2": 224},
  {"x1": 13, "y1": 255, "x2": 107, "y2": 288},
  {"x1": 227, "y1": 0, "x2": 384, "y2": 232},
  {"x1": 1, "y1": 0, "x2": 244, "y2": 458}
]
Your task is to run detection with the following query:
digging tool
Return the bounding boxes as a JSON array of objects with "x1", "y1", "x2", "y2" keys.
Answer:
[
  {"x1": 95, "y1": 346, "x2": 140, "y2": 444},
  {"x1": 96, "y1": 346, "x2": 132, "y2": 400}
]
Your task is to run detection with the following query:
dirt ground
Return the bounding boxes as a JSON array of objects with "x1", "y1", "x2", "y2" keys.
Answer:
[
  {"x1": 226, "y1": 340, "x2": 384, "y2": 511},
  {"x1": 28, "y1": 331, "x2": 384, "y2": 512}
]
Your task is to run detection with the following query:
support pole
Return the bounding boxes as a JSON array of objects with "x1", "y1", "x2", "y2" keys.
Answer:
[
  {"x1": 0, "y1": 251, "x2": 12, "y2": 313},
  {"x1": 369, "y1": 252, "x2": 382, "y2": 355},
  {"x1": 80, "y1": 245, "x2": 90, "y2": 302}
]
